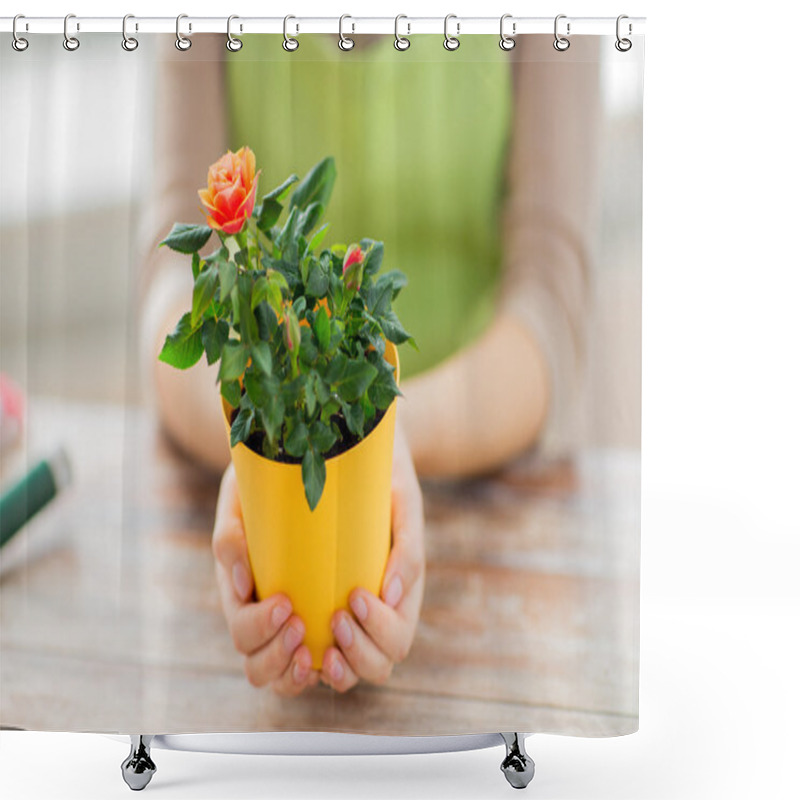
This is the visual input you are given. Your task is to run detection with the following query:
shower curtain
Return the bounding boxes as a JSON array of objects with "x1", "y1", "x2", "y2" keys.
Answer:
[{"x1": 0, "y1": 27, "x2": 643, "y2": 741}]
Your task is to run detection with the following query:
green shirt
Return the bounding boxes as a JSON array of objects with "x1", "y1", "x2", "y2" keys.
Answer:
[{"x1": 227, "y1": 35, "x2": 512, "y2": 377}]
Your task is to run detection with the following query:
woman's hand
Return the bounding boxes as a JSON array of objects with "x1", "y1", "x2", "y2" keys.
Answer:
[
  {"x1": 321, "y1": 421, "x2": 426, "y2": 691},
  {"x1": 212, "y1": 464, "x2": 320, "y2": 695}
]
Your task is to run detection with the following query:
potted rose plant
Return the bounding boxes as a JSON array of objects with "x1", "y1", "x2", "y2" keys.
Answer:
[{"x1": 158, "y1": 148, "x2": 414, "y2": 667}]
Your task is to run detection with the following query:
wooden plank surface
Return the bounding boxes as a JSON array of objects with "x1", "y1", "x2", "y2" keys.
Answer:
[{"x1": 0, "y1": 399, "x2": 639, "y2": 736}]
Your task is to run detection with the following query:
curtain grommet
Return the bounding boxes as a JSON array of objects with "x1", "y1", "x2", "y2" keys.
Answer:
[
  {"x1": 283, "y1": 15, "x2": 299, "y2": 51},
  {"x1": 443, "y1": 14, "x2": 460, "y2": 51},
  {"x1": 12, "y1": 14, "x2": 29, "y2": 52},
  {"x1": 226, "y1": 15, "x2": 243, "y2": 52},
  {"x1": 615, "y1": 15, "x2": 633, "y2": 52},
  {"x1": 175, "y1": 14, "x2": 191, "y2": 51},
  {"x1": 63, "y1": 13, "x2": 80, "y2": 51},
  {"x1": 338, "y1": 14, "x2": 355, "y2": 51},
  {"x1": 121, "y1": 14, "x2": 138, "y2": 52},
  {"x1": 553, "y1": 14, "x2": 570, "y2": 52},
  {"x1": 499, "y1": 14, "x2": 516, "y2": 51},
  {"x1": 394, "y1": 14, "x2": 410, "y2": 51}
]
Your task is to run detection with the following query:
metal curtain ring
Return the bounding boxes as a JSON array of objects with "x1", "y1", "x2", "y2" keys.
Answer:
[
  {"x1": 339, "y1": 14, "x2": 354, "y2": 50},
  {"x1": 227, "y1": 15, "x2": 243, "y2": 51},
  {"x1": 12, "y1": 14, "x2": 29, "y2": 52},
  {"x1": 122, "y1": 14, "x2": 138, "y2": 51},
  {"x1": 553, "y1": 14, "x2": 570, "y2": 51},
  {"x1": 394, "y1": 14, "x2": 410, "y2": 51},
  {"x1": 499, "y1": 13, "x2": 515, "y2": 50},
  {"x1": 443, "y1": 14, "x2": 460, "y2": 51},
  {"x1": 615, "y1": 14, "x2": 632, "y2": 52},
  {"x1": 283, "y1": 15, "x2": 299, "y2": 51},
  {"x1": 63, "y1": 13, "x2": 80, "y2": 51},
  {"x1": 175, "y1": 14, "x2": 191, "y2": 51}
]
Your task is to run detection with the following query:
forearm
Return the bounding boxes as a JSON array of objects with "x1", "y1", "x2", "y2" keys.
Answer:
[{"x1": 399, "y1": 313, "x2": 549, "y2": 478}]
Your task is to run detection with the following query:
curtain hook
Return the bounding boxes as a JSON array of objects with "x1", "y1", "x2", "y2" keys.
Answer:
[
  {"x1": 175, "y1": 14, "x2": 192, "y2": 51},
  {"x1": 283, "y1": 15, "x2": 299, "y2": 51},
  {"x1": 615, "y1": 14, "x2": 632, "y2": 52},
  {"x1": 499, "y1": 13, "x2": 516, "y2": 51},
  {"x1": 122, "y1": 14, "x2": 139, "y2": 51},
  {"x1": 63, "y1": 13, "x2": 80, "y2": 51},
  {"x1": 12, "y1": 15, "x2": 29, "y2": 52},
  {"x1": 227, "y1": 15, "x2": 243, "y2": 51},
  {"x1": 443, "y1": 14, "x2": 460, "y2": 51},
  {"x1": 394, "y1": 14, "x2": 410, "y2": 51},
  {"x1": 339, "y1": 14, "x2": 355, "y2": 51},
  {"x1": 553, "y1": 14, "x2": 570, "y2": 52}
]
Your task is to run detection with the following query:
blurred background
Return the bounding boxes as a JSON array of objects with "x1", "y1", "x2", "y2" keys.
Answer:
[{"x1": 0, "y1": 34, "x2": 642, "y2": 446}]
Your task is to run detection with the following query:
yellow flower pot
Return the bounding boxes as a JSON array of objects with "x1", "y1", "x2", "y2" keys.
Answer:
[{"x1": 222, "y1": 344, "x2": 398, "y2": 670}]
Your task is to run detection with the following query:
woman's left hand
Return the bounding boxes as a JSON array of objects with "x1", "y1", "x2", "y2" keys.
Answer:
[{"x1": 321, "y1": 419, "x2": 425, "y2": 691}]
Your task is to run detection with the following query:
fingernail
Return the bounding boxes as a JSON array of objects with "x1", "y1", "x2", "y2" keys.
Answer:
[
  {"x1": 283, "y1": 621, "x2": 303, "y2": 653},
  {"x1": 333, "y1": 615, "x2": 353, "y2": 648},
  {"x1": 350, "y1": 594, "x2": 368, "y2": 622},
  {"x1": 232, "y1": 561, "x2": 251, "y2": 601},
  {"x1": 384, "y1": 575, "x2": 403, "y2": 608},
  {"x1": 271, "y1": 602, "x2": 291, "y2": 629},
  {"x1": 330, "y1": 656, "x2": 344, "y2": 682},
  {"x1": 293, "y1": 659, "x2": 309, "y2": 684}
]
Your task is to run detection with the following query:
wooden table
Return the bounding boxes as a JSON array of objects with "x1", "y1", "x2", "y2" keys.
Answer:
[{"x1": 0, "y1": 399, "x2": 639, "y2": 737}]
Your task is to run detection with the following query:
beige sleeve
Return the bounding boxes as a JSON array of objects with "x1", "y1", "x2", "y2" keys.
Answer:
[{"x1": 499, "y1": 38, "x2": 602, "y2": 457}]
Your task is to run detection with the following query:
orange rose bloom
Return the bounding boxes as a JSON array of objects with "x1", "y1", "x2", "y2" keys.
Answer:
[{"x1": 199, "y1": 147, "x2": 260, "y2": 235}]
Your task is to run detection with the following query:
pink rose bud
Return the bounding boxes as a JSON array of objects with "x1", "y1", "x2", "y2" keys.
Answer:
[
  {"x1": 284, "y1": 308, "x2": 301, "y2": 353},
  {"x1": 342, "y1": 244, "x2": 365, "y2": 291}
]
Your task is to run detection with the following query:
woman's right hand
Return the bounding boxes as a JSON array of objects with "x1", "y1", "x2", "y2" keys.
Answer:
[{"x1": 212, "y1": 463, "x2": 320, "y2": 695}]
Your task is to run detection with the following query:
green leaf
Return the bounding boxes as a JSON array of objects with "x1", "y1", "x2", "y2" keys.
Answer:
[
  {"x1": 258, "y1": 198, "x2": 282, "y2": 232},
  {"x1": 304, "y1": 374, "x2": 318, "y2": 417},
  {"x1": 266, "y1": 281, "x2": 284, "y2": 317},
  {"x1": 308, "y1": 223, "x2": 330, "y2": 251},
  {"x1": 326, "y1": 352, "x2": 347, "y2": 384},
  {"x1": 375, "y1": 269, "x2": 408, "y2": 300},
  {"x1": 290, "y1": 157, "x2": 337, "y2": 212},
  {"x1": 230, "y1": 407, "x2": 254, "y2": 447},
  {"x1": 342, "y1": 401, "x2": 365, "y2": 438},
  {"x1": 369, "y1": 368, "x2": 401, "y2": 410},
  {"x1": 263, "y1": 387, "x2": 284, "y2": 443},
  {"x1": 251, "y1": 275, "x2": 269, "y2": 309},
  {"x1": 219, "y1": 259, "x2": 237, "y2": 301},
  {"x1": 220, "y1": 379, "x2": 241, "y2": 409},
  {"x1": 237, "y1": 273, "x2": 259, "y2": 345},
  {"x1": 299, "y1": 202, "x2": 324, "y2": 236},
  {"x1": 314, "y1": 308, "x2": 331, "y2": 352},
  {"x1": 160, "y1": 223, "x2": 212, "y2": 254},
  {"x1": 320, "y1": 398, "x2": 341, "y2": 424},
  {"x1": 299, "y1": 327, "x2": 318, "y2": 367},
  {"x1": 158, "y1": 312, "x2": 204, "y2": 370},
  {"x1": 379, "y1": 310, "x2": 414, "y2": 347},
  {"x1": 219, "y1": 341, "x2": 247, "y2": 383},
  {"x1": 250, "y1": 341, "x2": 273, "y2": 375},
  {"x1": 244, "y1": 369, "x2": 267, "y2": 407},
  {"x1": 302, "y1": 448, "x2": 326, "y2": 511},
  {"x1": 276, "y1": 206, "x2": 300, "y2": 256},
  {"x1": 361, "y1": 239, "x2": 384, "y2": 277},
  {"x1": 268, "y1": 269, "x2": 290, "y2": 293},
  {"x1": 337, "y1": 360, "x2": 378, "y2": 403},
  {"x1": 191, "y1": 252, "x2": 201, "y2": 280},
  {"x1": 284, "y1": 420, "x2": 309, "y2": 458},
  {"x1": 201, "y1": 318, "x2": 229, "y2": 365},
  {"x1": 191, "y1": 267, "x2": 218, "y2": 328},
  {"x1": 264, "y1": 173, "x2": 299, "y2": 203},
  {"x1": 306, "y1": 262, "x2": 329, "y2": 298},
  {"x1": 310, "y1": 421, "x2": 337, "y2": 454}
]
